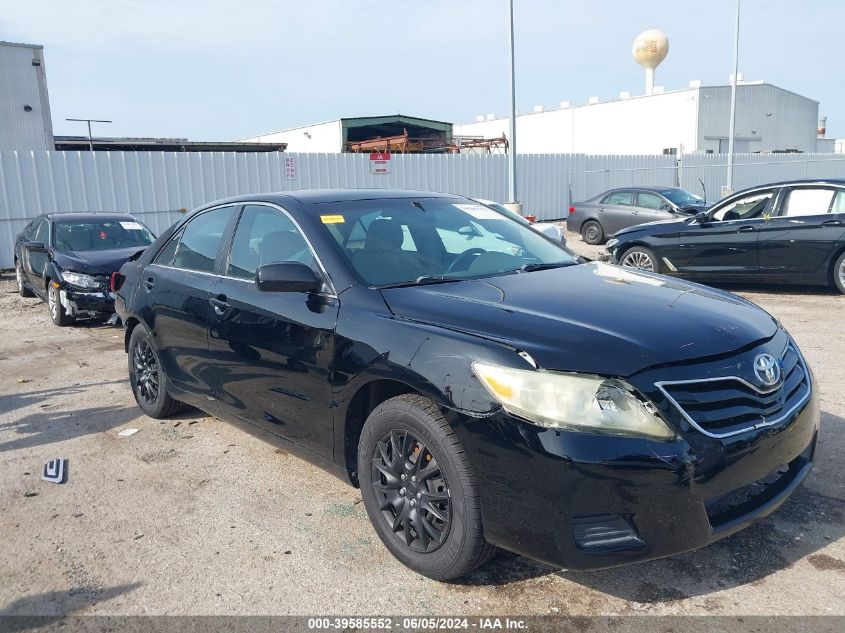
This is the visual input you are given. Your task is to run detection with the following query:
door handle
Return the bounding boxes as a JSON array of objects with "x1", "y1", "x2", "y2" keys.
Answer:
[
  {"x1": 209, "y1": 295, "x2": 229, "y2": 314},
  {"x1": 142, "y1": 276, "x2": 155, "y2": 291},
  {"x1": 737, "y1": 225, "x2": 756, "y2": 232},
  {"x1": 821, "y1": 220, "x2": 843, "y2": 227}
]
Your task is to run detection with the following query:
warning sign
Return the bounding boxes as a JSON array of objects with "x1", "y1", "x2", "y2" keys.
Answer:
[{"x1": 370, "y1": 152, "x2": 391, "y2": 175}]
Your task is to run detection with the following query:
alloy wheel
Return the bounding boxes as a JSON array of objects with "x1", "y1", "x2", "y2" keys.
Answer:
[
  {"x1": 48, "y1": 284, "x2": 60, "y2": 320},
  {"x1": 839, "y1": 258, "x2": 845, "y2": 288},
  {"x1": 585, "y1": 225, "x2": 599, "y2": 242},
  {"x1": 132, "y1": 338, "x2": 160, "y2": 405},
  {"x1": 622, "y1": 251, "x2": 655, "y2": 271},
  {"x1": 370, "y1": 429, "x2": 451, "y2": 553},
  {"x1": 15, "y1": 263, "x2": 23, "y2": 292}
]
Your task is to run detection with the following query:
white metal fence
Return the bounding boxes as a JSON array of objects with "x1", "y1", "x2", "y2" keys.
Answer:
[{"x1": 2, "y1": 150, "x2": 845, "y2": 269}]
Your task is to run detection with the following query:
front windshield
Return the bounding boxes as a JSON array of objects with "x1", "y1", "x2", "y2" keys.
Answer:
[
  {"x1": 53, "y1": 219, "x2": 155, "y2": 252},
  {"x1": 316, "y1": 197, "x2": 576, "y2": 286},
  {"x1": 480, "y1": 201, "x2": 530, "y2": 226},
  {"x1": 660, "y1": 189, "x2": 704, "y2": 207}
]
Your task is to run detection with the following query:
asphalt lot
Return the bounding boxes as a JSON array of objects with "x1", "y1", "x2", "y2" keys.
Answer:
[{"x1": 1, "y1": 235, "x2": 843, "y2": 616}]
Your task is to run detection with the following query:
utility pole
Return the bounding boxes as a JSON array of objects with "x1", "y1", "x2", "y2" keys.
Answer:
[
  {"x1": 725, "y1": 0, "x2": 741, "y2": 197},
  {"x1": 506, "y1": 0, "x2": 521, "y2": 214},
  {"x1": 66, "y1": 118, "x2": 112, "y2": 151}
]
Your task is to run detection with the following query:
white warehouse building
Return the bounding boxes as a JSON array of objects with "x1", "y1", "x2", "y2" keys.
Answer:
[
  {"x1": 0, "y1": 41, "x2": 53, "y2": 151},
  {"x1": 454, "y1": 80, "x2": 821, "y2": 155}
]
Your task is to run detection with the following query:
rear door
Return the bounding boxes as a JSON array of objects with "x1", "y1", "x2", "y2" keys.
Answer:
[
  {"x1": 207, "y1": 203, "x2": 339, "y2": 458},
  {"x1": 142, "y1": 205, "x2": 237, "y2": 399},
  {"x1": 673, "y1": 188, "x2": 779, "y2": 278},
  {"x1": 633, "y1": 191, "x2": 676, "y2": 226},
  {"x1": 758, "y1": 185, "x2": 845, "y2": 278},
  {"x1": 597, "y1": 190, "x2": 634, "y2": 234}
]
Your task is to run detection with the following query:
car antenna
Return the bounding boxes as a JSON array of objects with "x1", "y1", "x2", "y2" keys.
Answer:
[{"x1": 698, "y1": 178, "x2": 707, "y2": 203}]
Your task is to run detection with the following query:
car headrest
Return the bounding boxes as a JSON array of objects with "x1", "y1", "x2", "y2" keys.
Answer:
[{"x1": 365, "y1": 219, "x2": 404, "y2": 251}]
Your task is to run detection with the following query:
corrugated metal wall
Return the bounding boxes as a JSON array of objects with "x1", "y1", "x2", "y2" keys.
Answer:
[
  {"x1": 2, "y1": 150, "x2": 845, "y2": 268},
  {"x1": 0, "y1": 43, "x2": 53, "y2": 151}
]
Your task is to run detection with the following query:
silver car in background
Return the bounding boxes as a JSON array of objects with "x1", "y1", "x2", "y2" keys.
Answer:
[
  {"x1": 566, "y1": 187, "x2": 706, "y2": 244},
  {"x1": 474, "y1": 198, "x2": 566, "y2": 244}
]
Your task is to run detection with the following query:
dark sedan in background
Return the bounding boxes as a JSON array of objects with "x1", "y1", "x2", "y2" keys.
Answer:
[
  {"x1": 568, "y1": 186, "x2": 706, "y2": 244},
  {"x1": 14, "y1": 212, "x2": 155, "y2": 325},
  {"x1": 115, "y1": 189, "x2": 817, "y2": 580},
  {"x1": 607, "y1": 179, "x2": 845, "y2": 293}
]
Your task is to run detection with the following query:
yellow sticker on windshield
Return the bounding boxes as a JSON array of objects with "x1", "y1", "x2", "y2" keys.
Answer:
[{"x1": 320, "y1": 214, "x2": 345, "y2": 224}]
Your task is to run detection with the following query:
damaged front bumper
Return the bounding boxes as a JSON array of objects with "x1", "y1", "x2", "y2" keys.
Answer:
[{"x1": 59, "y1": 286, "x2": 116, "y2": 318}]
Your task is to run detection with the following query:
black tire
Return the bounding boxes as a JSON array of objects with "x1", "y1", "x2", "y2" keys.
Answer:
[
  {"x1": 128, "y1": 324, "x2": 184, "y2": 419},
  {"x1": 620, "y1": 245, "x2": 661, "y2": 274},
  {"x1": 358, "y1": 394, "x2": 497, "y2": 580},
  {"x1": 833, "y1": 250, "x2": 845, "y2": 294},
  {"x1": 46, "y1": 280, "x2": 75, "y2": 326},
  {"x1": 15, "y1": 260, "x2": 34, "y2": 297},
  {"x1": 581, "y1": 220, "x2": 604, "y2": 245}
]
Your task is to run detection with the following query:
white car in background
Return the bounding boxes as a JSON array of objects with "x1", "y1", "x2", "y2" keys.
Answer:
[{"x1": 474, "y1": 198, "x2": 566, "y2": 245}]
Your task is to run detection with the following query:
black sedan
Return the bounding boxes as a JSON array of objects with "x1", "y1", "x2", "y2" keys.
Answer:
[
  {"x1": 115, "y1": 190, "x2": 818, "y2": 580},
  {"x1": 607, "y1": 179, "x2": 845, "y2": 293},
  {"x1": 14, "y1": 212, "x2": 155, "y2": 325}
]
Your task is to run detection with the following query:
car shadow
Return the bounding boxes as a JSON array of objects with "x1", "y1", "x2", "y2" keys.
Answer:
[
  {"x1": 0, "y1": 380, "x2": 127, "y2": 417},
  {"x1": 457, "y1": 410, "x2": 844, "y2": 601},
  {"x1": 0, "y1": 404, "x2": 145, "y2": 453},
  {"x1": 0, "y1": 582, "x2": 141, "y2": 625}
]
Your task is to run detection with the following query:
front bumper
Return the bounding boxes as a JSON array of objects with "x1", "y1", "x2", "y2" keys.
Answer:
[
  {"x1": 60, "y1": 287, "x2": 115, "y2": 317},
  {"x1": 452, "y1": 356, "x2": 819, "y2": 570}
]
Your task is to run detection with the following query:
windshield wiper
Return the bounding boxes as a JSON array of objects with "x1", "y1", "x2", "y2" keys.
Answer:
[
  {"x1": 378, "y1": 275, "x2": 469, "y2": 289},
  {"x1": 517, "y1": 261, "x2": 577, "y2": 273}
]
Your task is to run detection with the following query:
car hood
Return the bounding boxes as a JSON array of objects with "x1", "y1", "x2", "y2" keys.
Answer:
[
  {"x1": 379, "y1": 262, "x2": 777, "y2": 377},
  {"x1": 53, "y1": 247, "x2": 147, "y2": 274}
]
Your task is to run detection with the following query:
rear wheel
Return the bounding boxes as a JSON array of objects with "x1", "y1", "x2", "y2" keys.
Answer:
[
  {"x1": 16, "y1": 261, "x2": 34, "y2": 297},
  {"x1": 128, "y1": 325, "x2": 184, "y2": 418},
  {"x1": 620, "y1": 246, "x2": 661, "y2": 273},
  {"x1": 47, "y1": 281, "x2": 75, "y2": 326},
  {"x1": 358, "y1": 394, "x2": 496, "y2": 580},
  {"x1": 833, "y1": 251, "x2": 845, "y2": 294},
  {"x1": 581, "y1": 220, "x2": 604, "y2": 245}
]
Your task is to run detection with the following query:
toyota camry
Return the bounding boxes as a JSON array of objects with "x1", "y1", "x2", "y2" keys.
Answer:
[{"x1": 115, "y1": 189, "x2": 818, "y2": 580}]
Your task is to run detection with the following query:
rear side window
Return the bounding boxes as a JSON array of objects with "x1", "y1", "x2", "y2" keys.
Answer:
[
  {"x1": 602, "y1": 192, "x2": 633, "y2": 206},
  {"x1": 169, "y1": 206, "x2": 234, "y2": 273},
  {"x1": 782, "y1": 188, "x2": 835, "y2": 217},
  {"x1": 227, "y1": 205, "x2": 315, "y2": 280}
]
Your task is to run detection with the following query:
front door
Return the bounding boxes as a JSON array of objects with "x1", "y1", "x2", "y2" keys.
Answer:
[
  {"x1": 208, "y1": 203, "x2": 339, "y2": 458},
  {"x1": 632, "y1": 191, "x2": 676, "y2": 226},
  {"x1": 758, "y1": 186, "x2": 845, "y2": 277},
  {"x1": 143, "y1": 205, "x2": 237, "y2": 399},
  {"x1": 673, "y1": 188, "x2": 779, "y2": 278}
]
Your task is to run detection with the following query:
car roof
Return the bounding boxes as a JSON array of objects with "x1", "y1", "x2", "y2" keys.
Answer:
[
  {"x1": 45, "y1": 212, "x2": 138, "y2": 222},
  {"x1": 210, "y1": 189, "x2": 460, "y2": 208}
]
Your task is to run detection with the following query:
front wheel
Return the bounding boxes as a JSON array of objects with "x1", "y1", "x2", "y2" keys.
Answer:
[
  {"x1": 620, "y1": 246, "x2": 661, "y2": 273},
  {"x1": 47, "y1": 281, "x2": 74, "y2": 326},
  {"x1": 128, "y1": 325, "x2": 184, "y2": 418},
  {"x1": 358, "y1": 394, "x2": 496, "y2": 580},
  {"x1": 833, "y1": 251, "x2": 845, "y2": 294}
]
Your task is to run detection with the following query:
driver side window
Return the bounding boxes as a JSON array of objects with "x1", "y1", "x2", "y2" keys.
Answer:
[
  {"x1": 636, "y1": 192, "x2": 667, "y2": 210},
  {"x1": 711, "y1": 190, "x2": 775, "y2": 221},
  {"x1": 34, "y1": 219, "x2": 50, "y2": 245}
]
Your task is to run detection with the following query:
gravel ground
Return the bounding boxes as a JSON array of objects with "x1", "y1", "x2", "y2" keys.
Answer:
[{"x1": 1, "y1": 250, "x2": 843, "y2": 617}]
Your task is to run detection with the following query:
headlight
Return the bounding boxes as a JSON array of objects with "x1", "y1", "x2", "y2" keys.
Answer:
[
  {"x1": 473, "y1": 363, "x2": 674, "y2": 439},
  {"x1": 61, "y1": 271, "x2": 100, "y2": 289},
  {"x1": 606, "y1": 238, "x2": 619, "y2": 249}
]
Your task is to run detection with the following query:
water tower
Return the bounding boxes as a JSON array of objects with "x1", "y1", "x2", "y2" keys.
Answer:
[{"x1": 633, "y1": 29, "x2": 669, "y2": 96}]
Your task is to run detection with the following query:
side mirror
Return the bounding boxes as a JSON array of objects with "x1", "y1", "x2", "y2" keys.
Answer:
[
  {"x1": 693, "y1": 211, "x2": 709, "y2": 224},
  {"x1": 24, "y1": 241, "x2": 47, "y2": 252},
  {"x1": 255, "y1": 262, "x2": 321, "y2": 293}
]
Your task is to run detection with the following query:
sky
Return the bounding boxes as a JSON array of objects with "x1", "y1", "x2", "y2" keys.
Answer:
[{"x1": 2, "y1": 0, "x2": 843, "y2": 140}]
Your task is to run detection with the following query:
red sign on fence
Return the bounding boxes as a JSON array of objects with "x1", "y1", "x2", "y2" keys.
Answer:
[{"x1": 370, "y1": 152, "x2": 391, "y2": 174}]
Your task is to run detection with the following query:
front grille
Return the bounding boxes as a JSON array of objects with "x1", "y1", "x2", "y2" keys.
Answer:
[{"x1": 657, "y1": 344, "x2": 810, "y2": 438}]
